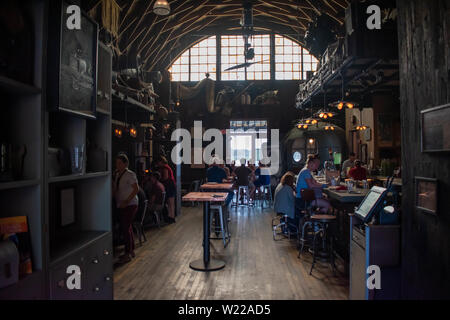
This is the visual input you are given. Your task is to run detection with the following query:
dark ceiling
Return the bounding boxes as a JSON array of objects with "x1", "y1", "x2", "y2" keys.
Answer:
[{"x1": 83, "y1": 0, "x2": 349, "y2": 71}]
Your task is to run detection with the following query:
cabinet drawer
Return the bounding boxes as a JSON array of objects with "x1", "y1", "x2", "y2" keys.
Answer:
[
  {"x1": 49, "y1": 254, "x2": 85, "y2": 300},
  {"x1": 85, "y1": 233, "x2": 113, "y2": 300}
]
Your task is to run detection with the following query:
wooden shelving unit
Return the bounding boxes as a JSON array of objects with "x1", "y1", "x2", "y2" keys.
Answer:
[
  {"x1": 0, "y1": 0, "x2": 46, "y2": 300},
  {"x1": 0, "y1": 2, "x2": 113, "y2": 300}
]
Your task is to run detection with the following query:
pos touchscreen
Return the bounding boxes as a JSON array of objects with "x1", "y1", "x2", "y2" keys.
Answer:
[{"x1": 355, "y1": 186, "x2": 388, "y2": 223}]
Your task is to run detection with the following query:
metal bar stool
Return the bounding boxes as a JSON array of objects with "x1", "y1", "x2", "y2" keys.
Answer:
[
  {"x1": 259, "y1": 184, "x2": 273, "y2": 208},
  {"x1": 297, "y1": 189, "x2": 317, "y2": 258},
  {"x1": 133, "y1": 200, "x2": 149, "y2": 247},
  {"x1": 232, "y1": 185, "x2": 250, "y2": 206},
  {"x1": 210, "y1": 204, "x2": 230, "y2": 248},
  {"x1": 309, "y1": 214, "x2": 337, "y2": 276}
]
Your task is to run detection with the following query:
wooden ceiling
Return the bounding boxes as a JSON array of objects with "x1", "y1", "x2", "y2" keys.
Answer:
[{"x1": 84, "y1": 0, "x2": 349, "y2": 71}]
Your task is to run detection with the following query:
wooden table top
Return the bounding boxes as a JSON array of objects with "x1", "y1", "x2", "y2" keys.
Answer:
[
  {"x1": 182, "y1": 192, "x2": 229, "y2": 202},
  {"x1": 200, "y1": 183, "x2": 234, "y2": 190},
  {"x1": 324, "y1": 187, "x2": 369, "y2": 204}
]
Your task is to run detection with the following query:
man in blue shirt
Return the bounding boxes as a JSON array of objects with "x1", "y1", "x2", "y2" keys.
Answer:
[
  {"x1": 295, "y1": 155, "x2": 331, "y2": 214},
  {"x1": 206, "y1": 161, "x2": 227, "y2": 183}
]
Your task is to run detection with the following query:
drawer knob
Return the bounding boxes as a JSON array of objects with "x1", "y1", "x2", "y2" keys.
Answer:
[
  {"x1": 103, "y1": 250, "x2": 110, "y2": 256},
  {"x1": 94, "y1": 286, "x2": 100, "y2": 292},
  {"x1": 105, "y1": 276, "x2": 111, "y2": 281},
  {"x1": 92, "y1": 258, "x2": 99, "y2": 264}
]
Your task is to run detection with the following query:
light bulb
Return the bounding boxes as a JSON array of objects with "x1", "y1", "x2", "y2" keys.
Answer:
[
  {"x1": 346, "y1": 103, "x2": 354, "y2": 109},
  {"x1": 328, "y1": 113, "x2": 333, "y2": 117},
  {"x1": 312, "y1": 120, "x2": 318, "y2": 124},
  {"x1": 337, "y1": 102, "x2": 344, "y2": 110},
  {"x1": 303, "y1": 125, "x2": 308, "y2": 129}
]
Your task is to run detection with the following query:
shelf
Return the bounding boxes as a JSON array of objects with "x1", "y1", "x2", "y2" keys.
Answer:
[
  {"x1": 0, "y1": 179, "x2": 40, "y2": 191},
  {"x1": 0, "y1": 75, "x2": 41, "y2": 95},
  {"x1": 296, "y1": 57, "x2": 399, "y2": 110},
  {"x1": 112, "y1": 88, "x2": 155, "y2": 114},
  {"x1": 50, "y1": 231, "x2": 110, "y2": 266},
  {"x1": 97, "y1": 108, "x2": 111, "y2": 116},
  {"x1": 48, "y1": 171, "x2": 110, "y2": 184},
  {"x1": 0, "y1": 270, "x2": 44, "y2": 300}
]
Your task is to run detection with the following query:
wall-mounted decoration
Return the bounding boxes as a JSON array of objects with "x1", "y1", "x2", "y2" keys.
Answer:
[
  {"x1": 360, "y1": 144, "x2": 368, "y2": 165},
  {"x1": 47, "y1": 1, "x2": 98, "y2": 119},
  {"x1": 363, "y1": 128, "x2": 371, "y2": 142},
  {"x1": 377, "y1": 114, "x2": 393, "y2": 147},
  {"x1": 421, "y1": 103, "x2": 450, "y2": 152},
  {"x1": 415, "y1": 177, "x2": 438, "y2": 215}
]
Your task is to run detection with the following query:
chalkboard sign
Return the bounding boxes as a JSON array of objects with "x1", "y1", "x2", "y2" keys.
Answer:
[{"x1": 421, "y1": 103, "x2": 450, "y2": 152}]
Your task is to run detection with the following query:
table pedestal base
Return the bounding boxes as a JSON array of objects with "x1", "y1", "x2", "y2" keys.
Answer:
[{"x1": 189, "y1": 259, "x2": 225, "y2": 272}]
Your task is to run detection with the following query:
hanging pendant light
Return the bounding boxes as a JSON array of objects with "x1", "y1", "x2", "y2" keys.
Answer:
[
  {"x1": 154, "y1": 0, "x2": 170, "y2": 16},
  {"x1": 329, "y1": 74, "x2": 358, "y2": 110},
  {"x1": 355, "y1": 108, "x2": 370, "y2": 131}
]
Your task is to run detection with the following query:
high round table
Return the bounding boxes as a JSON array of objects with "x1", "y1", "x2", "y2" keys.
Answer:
[{"x1": 182, "y1": 192, "x2": 228, "y2": 272}]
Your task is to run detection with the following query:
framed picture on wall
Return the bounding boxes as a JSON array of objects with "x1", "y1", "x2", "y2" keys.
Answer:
[
  {"x1": 47, "y1": 1, "x2": 98, "y2": 119},
  {"x1": 421, "y1": 103, "x2": 450, "y2": 152},
  {"x1": 377, "y1": 114, "x2": 393, "y2": 147},
  {"x1": 415, "y1": 177, "x2": 438, "y2": 215}
]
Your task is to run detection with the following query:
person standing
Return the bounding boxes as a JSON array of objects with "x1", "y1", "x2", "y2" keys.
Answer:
[
  {"x1": 158, "y1": 156, "x2": 176, "y2": 224},
  {"x1": 341, "y1": 152, "x2": 356, "y2": 178},
  {"x1": 113, "y1": 154, "x2": 139, "y2": 263}
]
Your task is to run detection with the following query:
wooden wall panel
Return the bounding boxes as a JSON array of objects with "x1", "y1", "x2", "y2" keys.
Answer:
[{"x1": 397, "y1": 0, "x2": 450, "y2": 299}]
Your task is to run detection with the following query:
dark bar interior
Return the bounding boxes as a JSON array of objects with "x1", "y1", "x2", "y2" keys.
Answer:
[{"x1": 0, "y1": 0, "x2": 449, "y2": 303}]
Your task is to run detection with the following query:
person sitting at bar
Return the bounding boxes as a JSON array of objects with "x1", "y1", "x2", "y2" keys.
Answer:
[
  {"x1": 348, "y1": 160, "x2": 367, "y2": 181},
  {"x1": 274, "y1": 172, "x2": 297, "y2": 229},
  {"x1": 220, "y1": 163, "x2": 231, "y2": 178},
  {"x1": 113, "y1": 154, "x2": 139, "y2": 263},
  {"x1": 254, "y1": 161, "x2": 271, "y2": 188},
  {"x1": 206, "y1": 157, "x2": 227, "y2": 183},
  {"x1": 234, "y1": 158, "x2": 255, "y2": 203},
  {"x1": 295, "y1": 154, "x2": 331, "y2": 214},
  {"x1": 157, "y1": 156, "x2": 176, "y2": 224},
  {"x1": 342, "y1": 152, "x2": 356, "y2": 178}
]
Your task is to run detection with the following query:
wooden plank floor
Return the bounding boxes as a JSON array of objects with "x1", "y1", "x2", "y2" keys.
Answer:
[{"x1": 113, "y1": 204, "x2": 349, "y2": 300}]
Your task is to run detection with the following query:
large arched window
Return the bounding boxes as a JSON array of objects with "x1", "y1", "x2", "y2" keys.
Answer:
[{"x1": 168, "y1": 34, "x2": 318, "y2": 82}]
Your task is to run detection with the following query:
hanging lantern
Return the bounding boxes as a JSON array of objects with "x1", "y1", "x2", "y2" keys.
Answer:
[{"x1": 153, "y1": 0, "x2": 170, "y2": 16}]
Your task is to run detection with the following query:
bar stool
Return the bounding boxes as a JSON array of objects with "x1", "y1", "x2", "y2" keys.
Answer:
[
  {"x1": 309, "y1": 214, "x2": 337, "y2": 276},
  {"x1": 259, "y1": 184, "x2": 273, "y2": 208},
  {"x1": 297, "y1": 189, "x2": 317, "y2": 258},
  {"x1": 233, "y1": 185, "x2": 249, "y2": 206},
  {"x1": 210, "y1": 204, "x2": 230, "y2": 248}
]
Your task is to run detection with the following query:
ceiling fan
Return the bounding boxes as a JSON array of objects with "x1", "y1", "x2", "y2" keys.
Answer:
[{"x1": 223, "y1": 1, "x2": 267, "y2": 72}]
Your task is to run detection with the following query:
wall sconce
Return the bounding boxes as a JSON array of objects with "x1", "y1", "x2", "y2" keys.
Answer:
[
  {"x1": 114, "y1": 128, "x2": 122, "y2": 138},
  {"x1": 130, "y1": 128, "x2": 137, "y2": 138}
]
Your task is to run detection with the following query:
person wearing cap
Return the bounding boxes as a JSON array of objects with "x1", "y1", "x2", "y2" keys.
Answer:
[{"x1": 206, "y1": 157, "x2": 227, "y2": 183}]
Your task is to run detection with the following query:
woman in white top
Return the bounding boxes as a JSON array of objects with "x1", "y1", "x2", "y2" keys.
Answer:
[{"x1": 113, "y1": 154, "x2": 139, "y2": 263}]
